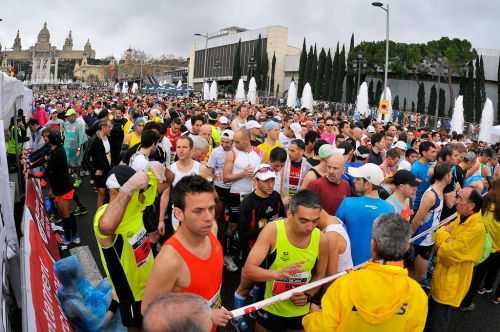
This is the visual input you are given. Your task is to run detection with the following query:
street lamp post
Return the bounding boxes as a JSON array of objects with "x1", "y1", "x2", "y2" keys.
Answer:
[
  {"x1": 194, "y1": 33, "x2": 209, "y2": 84},
  {"x1": 372, "y1": 2, "x2": 390, "y2": 101}
]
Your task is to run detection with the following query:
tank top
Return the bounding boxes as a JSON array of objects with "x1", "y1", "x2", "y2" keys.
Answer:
[
  {"x1": 264, "y1": 219, "x2": 320, "y2": 318},
  {"x1": 230, "y1": 148, "x2": 261, "y2": 194},
  {"x1": 323, "y1": 223, "x2": 353, "y2": 273},
  {"x1": 165, "y1": 232, "x2": 223, "y2": 308},
  {"x1": 414, "y1": 187, "x2": 443, "y2": 246},
  {"x1": 170, "y1": 160, "x2": 201, "y2": 186},
  {"x1": 127, "y1": 132, "x2": 141, "y2": 148}
]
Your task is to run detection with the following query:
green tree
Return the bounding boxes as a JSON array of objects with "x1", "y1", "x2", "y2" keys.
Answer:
[
  {"x1": 329, "y1": 43, "x2": 340, "y2": 101},
  {"x1": 336, "y1": 44, "x2": 346, "y2": 102},
  {"x1": 270, "y1": 52, "x2": 276, "y2": 96},
  {"x1": 346, "y1": 33, "x2": 356, "y2": 103},
  {"x1": 315, "y1": 48, "x2": 326, "y2": 100},
  {"x1": 305, "y1": 45, "x2": 314, "y2": 90},
  {"x1": 368, "y1": 80, "x2": 375, "y2": 107},
  {"x1": 230, "y1": 39, "x2": 242, "y2": 94},
  {"x1": 322, "y1": 49, "x2": 332, "y2": 100},
  {"x1": 403, "y1": 97, "x2": 407, "y2": 112},
  {"x1": 428, "y1": 84, "x2": 437, "y2": 116},
  {"x1": 393, "y1": 95, "x2": 400, "y2": 110},
  {"x1": 310, "y1": 44, "x2": 318, "y2": 96},
  {"x1": 417, "y1": 82, "x2": 426, "y2": 113},
  {"x1": 254, "y1": 34, "x2": 263, "y2": 88},
  {"x1": 276, "y1": 84, "x2": 280, "y2": 97},
  {"x1": 411, "y1": 101, "x2": 416, "y2": 113},
  {"x1": 375, "y1": 80, "x2": 383, "y2": 104},
  {"x1": 261, "y1": 51, "x2": 269, "y2": 94},
  {"x1": 298, "y1": 38, "x2": 307, "y2": 97},
  {"x1": 464, "y1": 60, "x2": 475, "y2": 122},
  {"x1": 438, "y1": 88, "x2": 446, "y2": 117}
]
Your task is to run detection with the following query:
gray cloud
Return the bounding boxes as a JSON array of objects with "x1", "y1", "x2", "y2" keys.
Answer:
[{"x1": 0, "y1": 0, "x2": 498, "y2": 59}]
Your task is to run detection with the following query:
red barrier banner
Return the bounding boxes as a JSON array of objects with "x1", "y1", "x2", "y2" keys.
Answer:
[
  {"x1": 22, "y1": 207, "x2": 73, "y2": 332},
  {"x1": 25, "y1": 178, "x2": 60, "y2": 259}
]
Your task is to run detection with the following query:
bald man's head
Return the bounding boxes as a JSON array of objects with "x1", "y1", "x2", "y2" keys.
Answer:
[
  {"x1": 143, "y1": 293, "x2": 211, "y2": 332},
  {"x1": 326, "y1": 154, "x2": 345, "y2": 184},
  {"x1": 234, "y1": 128, "x2": 251, "y2": 150}
]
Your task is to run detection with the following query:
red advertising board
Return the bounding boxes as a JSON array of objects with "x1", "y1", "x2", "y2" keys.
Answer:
[
  {"x1": 25, "y1": 178, "x2": 60, "y2": 259},
  {"x1": 23, "y1": 208, "x2": 73, "y2": 332}
]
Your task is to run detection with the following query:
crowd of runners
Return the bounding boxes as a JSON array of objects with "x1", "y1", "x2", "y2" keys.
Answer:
[{"x1": 10, "y1": 89, "x2": 500, "y2": 332}]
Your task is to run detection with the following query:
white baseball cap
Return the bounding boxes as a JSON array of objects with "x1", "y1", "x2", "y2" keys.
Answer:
[
  {"x1": 254, "y1": 164, "x2": 276, "y2": 181},
  {"x1": 221, "y1": 129, "x2": 234, "y2": 140},
  {"x1": 347, "y1": 163, "x2": 384, "y2": 186},
  {"x1": 367, "y1": 125, "x2": 376, "y2": 133},
  {"x1": 245, "y1": 120, "x2": 262, "y2": 130},
  {"x1": 392, "y1": 141, "x2": 407, "y2": 151},
  {"x1": 219, "y1": 116, "x2": 229, "y2": 124}
]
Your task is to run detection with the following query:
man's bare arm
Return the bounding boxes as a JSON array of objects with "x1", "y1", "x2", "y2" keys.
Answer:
[{"x1": 141, "y1": 247, "x2": 181, "y2": 314}]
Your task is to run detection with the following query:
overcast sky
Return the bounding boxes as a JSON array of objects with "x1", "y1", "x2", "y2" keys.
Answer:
[{"x1": 1, "y1": 0, "x2": 498, "y2": 59}]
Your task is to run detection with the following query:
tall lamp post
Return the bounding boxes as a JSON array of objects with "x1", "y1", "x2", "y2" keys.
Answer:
[
  {"x1": 372, "y1": 2, "x2": 390, "y2": 101},
  {"x1": 194, "y1": 33, "x2": 209, "y2": 86}
]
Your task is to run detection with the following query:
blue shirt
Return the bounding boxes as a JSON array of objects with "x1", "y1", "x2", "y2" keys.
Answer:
[
  {"x1": 336, "y1": 196, "x2": 394, "y2": 265},
  {"x1": 411, "y1": 159, "x2": 432, "y2": 211}
]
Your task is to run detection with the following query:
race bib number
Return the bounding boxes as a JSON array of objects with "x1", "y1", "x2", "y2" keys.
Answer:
[
  {"x1": 208, "y1": 287, "x2": 222, "y2": 309},
  {"x1": 272, "y1": 272, "x2": 310, "y2": 296},
  {"x1": 127, "y1": 228, "x2": 152, "y2": 267}
]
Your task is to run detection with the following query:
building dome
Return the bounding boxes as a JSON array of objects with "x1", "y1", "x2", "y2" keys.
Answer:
[{"x1": 37, "y1": 22, "x2": 50, "y2": 43}]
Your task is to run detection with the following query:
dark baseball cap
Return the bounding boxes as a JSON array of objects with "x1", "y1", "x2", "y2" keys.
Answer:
[
  {"x1": 393, "y1": 170, "x2": 419, "y2": 186},
  {"x1": 106, "y1": 165, "x2": 136, "y2": 189}
]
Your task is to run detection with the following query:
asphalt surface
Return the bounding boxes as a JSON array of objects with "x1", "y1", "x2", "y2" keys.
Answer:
[{"x1": 71, "y1": 178, "x2": 500, "y2": 332}]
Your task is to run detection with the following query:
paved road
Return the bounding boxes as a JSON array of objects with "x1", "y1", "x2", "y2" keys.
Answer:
[{"x1": 72, "y1": 179, "x2": 500, "y2": 332}]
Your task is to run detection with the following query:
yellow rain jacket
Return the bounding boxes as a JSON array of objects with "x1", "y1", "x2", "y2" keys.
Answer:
[
  {"x1": 483, "y1": 204, "x2": 500, "y2": 253},
  {"x1": 431, "y1": 211, "x2": 485, "y2": 307},
  {"x1": 303, "y1": 262, "x2": 427, "y2": 332}
]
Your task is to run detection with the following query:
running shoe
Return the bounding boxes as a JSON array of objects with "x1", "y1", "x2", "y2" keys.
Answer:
[
  {"x1": 477, "y1": 288, "x2": 493, "y2": 295},
  {"x1": 232, "y1": 318, "x2": 251, "y2": 332},
  {"x1": 224, "y1": 256, "x2": 239, "y2": 272},
  {"x1": 492, "y1": 297, "x2": 500, "y2": 305},
  {"x1": 73, "y1": 178, "x2": 82, "y2": 188},
  {"x1": 460, "y1": 303, "x2": 475, "y2": 312},
  {"x1": 74, "y1": 206, "x2": 88, "y2": 216},
  {"x1": 60, "y1": 234, "x2": 71, "y2": 246},
  {"x1": 72, "y1": 234, "x2": 81, "y2": 245}
]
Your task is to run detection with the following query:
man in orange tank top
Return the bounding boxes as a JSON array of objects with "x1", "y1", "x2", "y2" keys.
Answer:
[{"x1": 141, "y1": 175, "x2": 232, "y2": 329}]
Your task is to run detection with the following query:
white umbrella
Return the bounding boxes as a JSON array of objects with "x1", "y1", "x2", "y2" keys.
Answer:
[
  {"x1": 450, "y1": 95, "x2": 464, "y2": 134},
  {"x1": 286, "y1": 81, "x2": 297, "y2": 108},
  {"x1": 203, "y1": 82, "x2": 210, "y2": 101},
  {"x1": 301, "y1": 82, "x2": 314, "y2": 110},
  {"x1": 209, "y1": 80, "x2": 218, "y2": 101},
  {"x1": 247, "y1": 77, "x2": 257, "y2": 104},
  {"x1": 235, "y1": 78, "x2": 246, "y2": 102}
]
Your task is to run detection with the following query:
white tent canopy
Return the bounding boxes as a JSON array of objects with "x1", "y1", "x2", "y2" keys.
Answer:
[{"x1": 0, "y1": 72, "x2": 31, "y2": 123}]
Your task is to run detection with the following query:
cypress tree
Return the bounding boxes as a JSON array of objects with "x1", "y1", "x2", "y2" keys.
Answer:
[
  {"x1": 368, "y1": 80, "x2": 375, "y2": 107},
  {"x1": 459, "y1": 72, "x2": 466, "y2": 96},
  {"x1": 329, "y1": 43, "x2": 340, "y2": 101},
  {"x1": 230, "y1": 39, "x2": 242, "y2": 94},
  {"x1": 428, "y1": 84, "x2": 437, "y2": 116},
  {"x1": 310, "y1": 44, "x2": 318, "y2": 96},
  {"x1": 254, "y1": 34, "x2": 263, "y2": 89},
  {"x1": 464, "y1": 61, "x2": 475, "y2": 122},
  {"x1": 438, "y1": 88, "x2": 446, "y2": 117},
  {"x1": 479, "y1": 55, "x2": 486, "y2": 110},
  {"x1": 417, "y1": 82, "x2": 425, "y2": 113},
  {"x1": 261, "y1": 51, "x2": 269, "y2": 95},
  {"x1": 474, "y1": 55, "x2": 481, "y2": 123},
  {"x1": 322, "y1": 49, "x2": 332, "y2": 100},
  {"x1": 346, "y1": 33, "x2": 356, "y2": 103},
  {"x1": 403, "y1": 97, "x2": 407, "y2": 112},
  {"x1": 315, "y1": 48, "x2": 326, "y2": 100},
  {"x1": 375, "y1": 80, "x2": 383, "y2": 103},
  {"x1": 276, "y1": 84, "x2": 280, "y2": 97},
  {"x1": 411, "y1": 101, "x2": 416, "y2": 113},
  {"x1": 298, "y1": 38, "x2": 307, "y2": 97},
  {"x1": 336, "y1": 45, "x2": 346, "y2": 102},
  {"x1": 393, "y1": 95, "x2": 400, "y2": 110},
  {"x1": 270, "y1": 52, "x2": 276, "y2": 96},
  {"x1": 305, "y1": 46, "x2": 314, "y2": 89}
]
